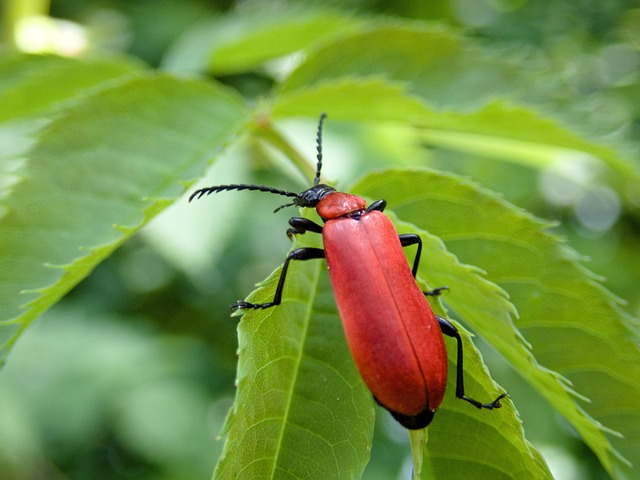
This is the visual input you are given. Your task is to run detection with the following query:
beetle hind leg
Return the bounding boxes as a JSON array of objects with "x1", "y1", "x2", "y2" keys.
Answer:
[
  {"x1": 423, "y1": 286, "x2": 449, "y2": 296},
  {"x1": 463, "y1": 392, "x2": 508, "y2": 410},
  {"x1": 232, "y1": 300, "x2": 276, "y2": 310},
  {"x1": 437, "y1": 315, "x2": 507, "y2": 410}
]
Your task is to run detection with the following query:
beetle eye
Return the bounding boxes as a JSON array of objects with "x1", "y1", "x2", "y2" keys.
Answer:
[{"x1": 292, "y1": 184, "x2": 335, "y2": 208}]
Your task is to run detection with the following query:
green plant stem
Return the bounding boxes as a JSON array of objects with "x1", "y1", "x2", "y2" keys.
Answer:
[
  {"x1": 420, "y1": 129, "x2": 572, "y2": 170},
  {"x1": 253, "y1": 116, "x2": 316, "y2": 182},
  {"x1": 409, "y1": 428, "x2": 428, "y2": 479}
]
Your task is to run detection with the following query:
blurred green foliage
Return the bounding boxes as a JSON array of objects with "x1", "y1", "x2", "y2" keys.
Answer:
[{"x1": 0, "y1": 0, "x2": 639, "y2": 479}]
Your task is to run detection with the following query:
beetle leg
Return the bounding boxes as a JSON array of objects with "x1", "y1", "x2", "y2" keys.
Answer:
[
  {"x1": 366, "y1": 199, "x2": 387, "y2": 213},
  {"x1": 436, "y1": 315, "x2": 507, "y2": 410},
  {"x1": 398, "y1": 234, "x2": 449, "y2": 294},
  {"x1": 424, "y1": 286, "x2": 449, "y2": 296},
  {"x1": 233, "y1": 247, "x2": 326, "y2": 310},
  {"x1": 287, "y1": 217, "x2": 324, "y2": 239},
  {"x1": 398, "y1": 234, "x2": 422, "y2": 277}
]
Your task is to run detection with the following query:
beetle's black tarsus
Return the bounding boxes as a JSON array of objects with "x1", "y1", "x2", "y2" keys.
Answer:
[
  {"x1": 436, "y1": 315, "x2": 506, "y2": 410},
  {"x1": 232, "y1": 300, "x2": 275, "y2": 310},
  {"x1": 462, "y1": 392, "x2": 508, "y2": 410},
  {"x1": 424, "y1": 286, "x2": 449, "y2": 296}
]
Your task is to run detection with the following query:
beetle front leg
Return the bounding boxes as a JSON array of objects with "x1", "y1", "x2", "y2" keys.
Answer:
[
  {"x1": 286, "y1": 217, "x2": 324, "y2": 239},
  {"x1": 233, "y1": 247, "x2": 326, "y2": 310},
  {"x1": 437, "y1": 315, "x2": 507, "y2": 409},
  {"x1": 365, "y1": 199, "x2": 386, "y2": 213}
]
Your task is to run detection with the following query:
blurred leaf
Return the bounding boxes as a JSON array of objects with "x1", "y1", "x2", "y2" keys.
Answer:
[
  {"x1": 353, "y1": 169, "x2": 636, "y2": 479},
  {"x1": 413, "y1": 101, "x2": 640, "y2": 187},
  {"x1": 280, "y1": 22, "x2": 462, "y2": 95},
  {"x1": 0, "y1": 54, "x2": 143, "y2": 201},
  {"x1": 163, "y1": 7, "x2": 356, "y2": 76},
  {"x1": 271, "y1": 78, "x2": 429, "y2": 122},
  {"x1": 0, "y1": 73, "x2": 247, "y2": 365},
  {"x1": 272, "y1": 77, "x2": 640, "y2": 198},
  {"x1": 208, "y1": 9, "x2": 356, "y2": 76},
  {"x1": 279, "y1": 21, "x2": 530, "y2": 109},
  {"x1": 275, "y1": 19, "x2": 639, "y2": 200},
  {"x1": 0, "y1": 54, "x2": 142, "y2": 123},
  {"x1": 0, "y1": 307, "x2": 219, "y2": 478}
]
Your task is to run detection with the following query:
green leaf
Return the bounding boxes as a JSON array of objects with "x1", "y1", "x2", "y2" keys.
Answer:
[
  {"x1": 423, "y1": 324, "x2": 552, "y2": 480},
  {"x1": 163, "y1": 8, "x2": 356, "y2": 76},
  {"x1": 0, "y1": 74, "x2": 247, "y2": 364},
  {"x1": 279, "y1": 21, "x2": 543, "y2": 112},
  {"x1": 280, "y1": 22, "x2": 463, "y2": 96},
  {"x1": 388, "y1": 214, "x2": 552, "y2": 479},
  {"x1": 215, "y1": 206, "x2": 553, "y2": 479},
  {"x1": 214, "y1": 243, "x2": 375, "y2": 479},
  {"x1": 353, "y1": 168, "x2": 635, "y2": 479},
  {"x1": 272, "y1": 77, "x2": 639, "y2": 192},
  {"x1": 413, "y1": 101, "x2": 640, "y2": 184},
  {"x1": 271, "y1": 78, "x2": 429, "y2": 122},
  {"x1": 0, "y1": 54, "x2": 143, "y2": 123},
  {"x1": 209, "y1": 10, "x2": 356, "y2": 76},
  {"x1": 0, "y1": 55, "x2": 144, "y2": 202},
  {"x1": 276, "y1": 20, "x2": 639, "y2": 192}
]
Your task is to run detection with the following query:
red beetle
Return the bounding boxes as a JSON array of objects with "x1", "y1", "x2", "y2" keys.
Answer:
[{"x1": 190, "y1": 114, "x2": 505, "y2": 429}]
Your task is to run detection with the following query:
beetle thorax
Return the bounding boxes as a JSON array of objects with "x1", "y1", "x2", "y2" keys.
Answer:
[{"x1": 317, "y1": 192, "x2": 367, "y2": 221}]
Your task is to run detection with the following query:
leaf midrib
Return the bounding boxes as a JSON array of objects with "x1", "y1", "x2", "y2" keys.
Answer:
[{"x1": 268, "y1": 260, "x2": 323, "y2": 479}]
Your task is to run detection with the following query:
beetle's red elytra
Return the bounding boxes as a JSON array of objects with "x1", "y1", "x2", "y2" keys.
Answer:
[
  {"x1": 323, "y1": 209, "x2": 448, "y2": 417},
  {"x1": 190, "y1": 113, "x2": 506, "y2": 429}
]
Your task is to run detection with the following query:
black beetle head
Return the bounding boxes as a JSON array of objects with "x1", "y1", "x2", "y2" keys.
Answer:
[{"x1": 274, "y1": 184, "x2": 336, "y2": 212}]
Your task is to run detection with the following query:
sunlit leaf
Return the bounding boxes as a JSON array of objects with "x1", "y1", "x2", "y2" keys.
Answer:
[
  {"x1": 271, "y1": 78, "x2": 428, "y2": 122},
  {"x1": 0, "y1": 55, "x2": 143, "y2": 201},
  {"x1": 279, "y1": 21, "x2": 527, "y2": 109},
  {"x1": 0, "y1": 54, "x2": 142, "y2": 123}
]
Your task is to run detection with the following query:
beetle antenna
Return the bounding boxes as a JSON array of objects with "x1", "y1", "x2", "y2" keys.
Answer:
[
  {"x1": 189, "y1": 184, "x2": 298, "y2": 203},
  {"x1": 273, "y1": 201, "x2": 297, "y2": 213},
  {"x1": 314, "y1": 113, "x2": 327, "y2": 186}
]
